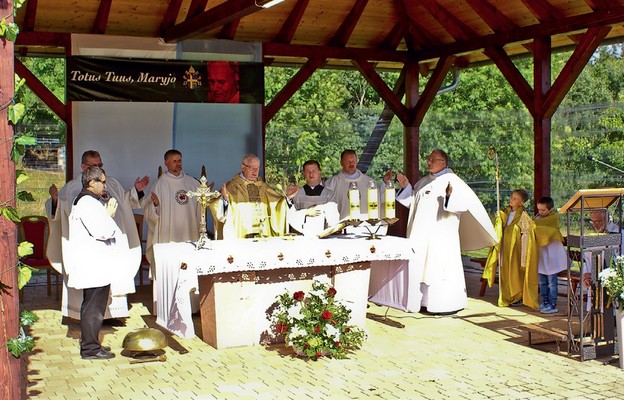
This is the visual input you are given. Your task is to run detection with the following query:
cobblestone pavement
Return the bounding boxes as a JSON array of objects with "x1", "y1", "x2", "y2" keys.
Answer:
[{"x1": 19, "y1": 268, "x2": 624, "y2": 400}]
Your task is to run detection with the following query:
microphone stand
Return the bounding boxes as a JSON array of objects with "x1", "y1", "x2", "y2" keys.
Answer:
[{"x1": 588, "y1": 156, "x2": 624, "y2": 174}]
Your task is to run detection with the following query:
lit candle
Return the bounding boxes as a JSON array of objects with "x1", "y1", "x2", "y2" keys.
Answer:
[
  {"x1": 348, "y1": 181, "x2": 360, "y2": 220},
  {"x1": 385, "y1": 180, "x2": 395, "y2": 218}
]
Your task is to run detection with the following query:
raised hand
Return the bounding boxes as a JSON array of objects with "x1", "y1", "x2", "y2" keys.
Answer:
[
  {"x1": 383, "y1": 170, "x2": 393, "y2": 185},
  {"x1": 286, "y1": 185, "x2": 299, "y2": 200},
  {"x1": 49, "y1": 184, "x2": 58, "y2": 202},
  {"x1": 105, "y1": 197, "x2": 118, "y2": 217},
  {"x1": 220, "y1": 183, "x2": 229, "y2": 202},
  {"x1": 134, "y1": 176, "x2": 150, "y2": 192},
  {"x1": 396, "y1": 172, "x2": 410, "y2": 189}
]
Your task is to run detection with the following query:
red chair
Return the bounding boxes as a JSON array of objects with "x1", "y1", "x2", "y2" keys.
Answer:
[{"x1": 18, "y1": 215, "x2": 60, "y2": 300}]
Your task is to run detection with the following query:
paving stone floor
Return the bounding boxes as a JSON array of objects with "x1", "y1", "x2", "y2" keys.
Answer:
[{"x1": 18, "y1": 267, "x2": 624, "y2": 400}]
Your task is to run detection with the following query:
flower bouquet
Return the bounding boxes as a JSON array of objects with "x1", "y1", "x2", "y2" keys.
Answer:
[
  {"x1": 599, "y1": 255, "x2": 624, "y2": 312},
  {"x1": 271, "y1": 279, "x2": 367, "y2": 360}
]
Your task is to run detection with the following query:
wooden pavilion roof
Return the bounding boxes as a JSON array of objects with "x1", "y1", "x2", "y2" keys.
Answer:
[{"x1": 14, "y1": 0, "x2": 624, "y2": 72}]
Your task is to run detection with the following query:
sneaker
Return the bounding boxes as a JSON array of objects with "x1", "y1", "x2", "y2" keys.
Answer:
[
  {"x1": 510, "y1": 300, "x2": 523, "y2": 307},
  {"x1": 541, "y1": 306, "x2": 558, "y2": 314},
  {"x1": 539, "y1": 303, "x2": 549, "y2": 312}
]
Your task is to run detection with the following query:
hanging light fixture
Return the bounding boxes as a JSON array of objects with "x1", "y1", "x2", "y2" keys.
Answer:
[{"x1": 256, "y1": 0, "x2": 286, "y2": 8}]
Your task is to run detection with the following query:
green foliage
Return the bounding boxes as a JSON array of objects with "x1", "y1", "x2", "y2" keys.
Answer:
[
  {"x1": 599, "y1": 255, "x2": 624, "y2": 311},
  {"x1": 17, "y1": 241, "x2": 33, "y2": 258},
  {"x1": 271, "y1": 279, "x2": 367, "y2": 360},
  {"x1": 6, "y1": 311, "x2": 39, "y2": 358}
]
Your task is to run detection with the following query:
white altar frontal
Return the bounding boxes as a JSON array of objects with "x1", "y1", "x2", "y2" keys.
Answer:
[{"x1": 153, "y1": 235, "x2": 413, "y2": 349}]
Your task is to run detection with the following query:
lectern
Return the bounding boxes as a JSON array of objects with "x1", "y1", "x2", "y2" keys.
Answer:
[{"x1": 559, "y1": 188, "x2": 624, "y2": 360}]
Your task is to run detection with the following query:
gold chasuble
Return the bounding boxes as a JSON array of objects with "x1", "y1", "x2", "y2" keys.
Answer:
[
  {"x1": 219, "y1": 174, "x2": 288, "y2": 239},
  {"x1": 482, "y1": 206, "x2": 539, "y2": 309}
]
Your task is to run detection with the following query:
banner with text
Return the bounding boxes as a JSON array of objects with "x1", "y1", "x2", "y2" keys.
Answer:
[{"x1": 67, "y1": 56, "x2": 264, "y2": 104}]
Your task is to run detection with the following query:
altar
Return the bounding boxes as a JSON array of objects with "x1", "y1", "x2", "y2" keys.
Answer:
[{"x1": 153, "y1": 235, "x2": 414, "y2": 349}]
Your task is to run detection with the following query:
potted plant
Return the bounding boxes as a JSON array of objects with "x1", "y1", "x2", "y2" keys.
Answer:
[
  {"x1": 271, "y1": 279, "x2": 367, "y2": 360},
  {"x1": 598, "y1": 255, "x2": 624, "y2": 368}
]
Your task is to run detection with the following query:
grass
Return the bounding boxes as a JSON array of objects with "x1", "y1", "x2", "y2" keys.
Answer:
[{"x1": 16, "y1": 168, "x2": 65, "y2": 217}]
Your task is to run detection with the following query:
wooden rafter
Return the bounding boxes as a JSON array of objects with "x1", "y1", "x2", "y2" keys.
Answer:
[
  {"x1": 14, "y1": 57, "x2": 67, "y2": 122},
  {"x1": 410, "y1": 54, "x2": 455, "y2": 126},
  {"x1": 379, "y1": 21, "x2": 404, "y2": 50},
  {"x1": 465, "y1": 0, "x2": 517, "y2": 32},
  {"x1": 264, "y1": 57, "x2": 326, "y2": 123},
  {"x1": 15, "y1": 32, "x2": 70, "y2": 48},
  {"x1": 583, "y1": 0, "x2": 611, "y2": 11},
  {"x1": 542, "y1": 25, "x2": 611, "y2": 117},
  {"x1": 264, "y1": 42, "x2": 409, "y2": 63},
  {"x1": 520, "y1": 0, "x2": 560, "y2": 22},
  {"x1": 419, "y1": 0, "x2": 474, "y2": 41},
  {"x1": 219, "y1": 21, "x2": 240, "y2": 40},
  {"x1": 186, "y1": 0, "x2": 209, "y2": 19},
  {"x1": 484, "y1": 46, "x2": 533, "y2": 110},
  {"x1": 160, "y1": 0, "x2": 184, "y2": 34},
  {"x1": 92, "y1": 0, "x2": 112, "y2": 34},
  {"x1": 164, "y1": 0, "x2": 267, "y2": 42},
  {"x1": 23, "y1": 0, "x2": 38, "y2": 32},
  {"x1": 274, "y1": 0, "x2": 310, "y2": 44},
  {"x1": 353, "y1": 58, "x2": 410, "y2": 125},
  {"x1": 412, "y1": 6, "x2": 624, "y2": 62},
  {"x1": 396, "y1": 0, "x2": 442, "y2": 50},
  {"x1": 329, "y1": 0, "x2": 369, "y2": 47}
]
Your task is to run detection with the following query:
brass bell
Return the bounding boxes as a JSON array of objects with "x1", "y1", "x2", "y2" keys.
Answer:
[{"x1": 122, "y1": 326, "x2": 168, "y2": 353}]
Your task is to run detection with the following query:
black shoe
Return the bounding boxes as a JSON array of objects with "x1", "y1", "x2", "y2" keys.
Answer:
[
  {"x1": 81, "y1": 350, "x2": 116, "y2": 360},
  {"x1": 510, "y1": 300, "x2": 523, "y2": 307},
  {"x1": 101, "y1": 346, "x2": 111, "y2": 352}
]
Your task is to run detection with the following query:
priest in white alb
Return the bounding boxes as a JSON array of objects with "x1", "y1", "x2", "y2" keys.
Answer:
[{"x1": 395, "y1": 149, "x2": 497, "y2": 314}]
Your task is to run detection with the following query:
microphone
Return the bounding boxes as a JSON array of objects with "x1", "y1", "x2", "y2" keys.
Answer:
[{"x1": 587, "y1": 155, "x2": 624, "y2": 174}]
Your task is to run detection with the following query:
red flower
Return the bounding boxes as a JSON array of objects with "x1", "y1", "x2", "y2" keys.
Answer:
[
  {"x1": 276, "y1": 322, "x2": 288, "y2": 333},
  {"x1": 293, "y1": 291, "x2": 305, "y2": 301},
  {"x1": 344, "y1": 327, "x2": 350, "y2": 333},
  {"x1": 327, "y1": 287, "x2": 337, "y2": 297},
  {"x1": 316, "y1": 351, "x2": 322, "y2": 358},
  {"x1": 334, "y1": 341, "x2": 340, "y2": 347},
  {"x1": 314, "y1": 326, "x2": 320, "y2": 333},
  {"x1": 322, "y1": 310, "x2": 332, "y2": 320},
  {"x1": 304, "y1": 343, "x2": 310, "y2": 348}
]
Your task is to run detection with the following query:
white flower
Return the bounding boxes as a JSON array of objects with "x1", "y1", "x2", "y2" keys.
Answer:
[
  {"x1": 325, "y1": 323, "x2": 340, "y2": 341},
  {"x1": 287, "y1": 303, "x2": 303, "y2": 320},
  {"x1": 289, "y1": 325, "x2": 307, "y2": 338},
  {"x1": 599, "y1": 268, "x2": 616, "y2": 280}
]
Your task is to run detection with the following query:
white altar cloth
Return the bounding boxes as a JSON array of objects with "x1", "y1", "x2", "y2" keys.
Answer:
[{"x1": 153, "y1": 235, "x2": 414, "y2": 341}]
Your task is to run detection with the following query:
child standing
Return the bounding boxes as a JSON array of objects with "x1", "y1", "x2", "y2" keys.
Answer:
[
  {"x1": 483, "y1": 189, "x2": 539, "y2": 309},
  {"x1": 534, "y1": 196, "x2": 568, "y2": 314}
]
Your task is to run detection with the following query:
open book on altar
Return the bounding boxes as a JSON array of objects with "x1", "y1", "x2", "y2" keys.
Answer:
[{"x1": 558, "y1": 188, "x2": 624, "y2": 213}]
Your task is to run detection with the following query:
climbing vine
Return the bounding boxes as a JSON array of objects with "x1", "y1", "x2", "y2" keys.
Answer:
[{"x1": 1, "y1": 0, "x2": 38, "y2": 358}]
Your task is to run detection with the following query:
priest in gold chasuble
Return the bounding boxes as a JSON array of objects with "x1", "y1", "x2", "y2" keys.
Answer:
[{"x1": 215, "y1": 154, "x2": 289, "y2": 239}]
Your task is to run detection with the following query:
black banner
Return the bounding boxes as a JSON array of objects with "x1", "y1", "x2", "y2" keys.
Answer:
[{"x1": 67, "y1": 56, "x2": 264, "y2": 104}]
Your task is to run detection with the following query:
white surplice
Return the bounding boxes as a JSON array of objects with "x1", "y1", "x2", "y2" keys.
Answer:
[{"x1": 45, "y1": 177, "x2": 143, "y2": 319}]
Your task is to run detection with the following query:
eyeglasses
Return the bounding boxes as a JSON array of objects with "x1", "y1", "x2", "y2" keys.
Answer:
[
  {"x1": 83, "y1": 162, "x2": 104, "y2": 168},
  {"x1": 428, "y1": 158, "x2": 445, "y2": 163},
  {"x1": 94, "y1": 179, "x2": 107, "y2": 185},
  {"x1": 243, "y1": 164, "x2": 260, "y2": 172}
]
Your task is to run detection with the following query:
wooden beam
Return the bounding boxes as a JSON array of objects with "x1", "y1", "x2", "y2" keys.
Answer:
[
  {"x1": 160, "y1": 0, "x2": 184, "y2": 34},
  {"x1": 14, "y1": 57, "x2": 68, "y2": 122},
  {"x1": 92, "y1": 0, "x2": 112, "y2": 34},
  {"x1": 419, "y1": 0, "x2": 475, "y2": 40},
  {"x1": 543, "y1": 26, "x2": 611, "y2": 117},
  {"x1": 263, "y1": 42, "x2": 409, "y2": 63},
  {"x1": 413, "y1": 6, "x2": 624, "y2": 62},
  {"x1": 520, "y1": 0, "x2": 560, "y2": 22},
  {"x1": 484, "y1": 46, "x2": 534, "y2": 111},
  {"x1": 358, "y1": 69, "x2": 406, "y2": 171},
  {"x1": 186, "y1": 0, "x2": 209, "y2": 19},
  {"x1": 379, "y1": 20, "x2": 404, "y2": 50},
  {"x1": 396, "y1": 0, "x2": 442, "y2": 50},
  {"x1": 23, "y1": 0, "x2": 38, "y2": 32},
  {"x1": 219, "y1": 21, "x2": 240, "y2": 40},
  {"x1": 164, "y1": 0, "x2": 266, "y2": 42},
  {"x1": 329, "y1": 0, "x2": 369, "y2": 47},
  {"x1": 274, "y1": 0, "x2": 310, "y2": 43},
  {"x1": 410, "y1": 54, "x2": 455, "y2": 126},
  {"x1": 533, "y1": 37, "x2": 551, "y2": 201},
  {"x1": 353, "y1": 59, "x2": 410, "y2": 125},
  {"x1": 465, "y1": 0, "x2": 517, "y2": 32},
  {"x1": 14, "y1": 32, "x2": 71, "y2": 48},
  {"x1": 264, "y1": 57, "x2": 326, "y2": 123}
]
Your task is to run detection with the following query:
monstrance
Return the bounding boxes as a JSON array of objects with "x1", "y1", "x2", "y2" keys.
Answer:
[{"x1": 187, "y1": 175, "x2": 221, "y2": 250}]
